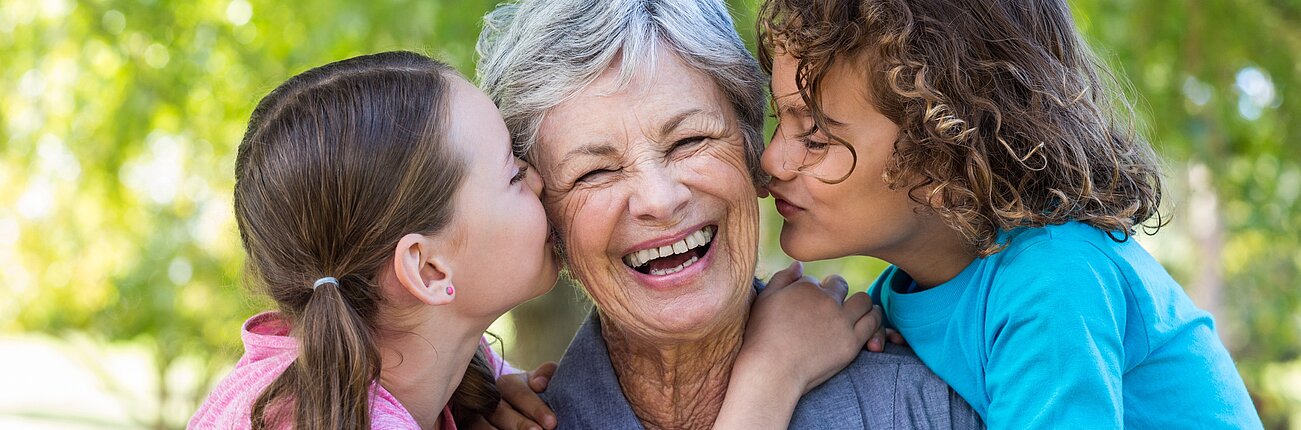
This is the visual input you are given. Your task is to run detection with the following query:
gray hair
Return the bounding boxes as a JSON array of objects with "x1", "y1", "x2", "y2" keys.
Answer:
[{"x1": 476, "y1": 0, "x2": 768, "y2": 185}]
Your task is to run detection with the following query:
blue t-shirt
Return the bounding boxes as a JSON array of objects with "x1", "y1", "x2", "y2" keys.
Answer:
[{"x1": 869, "y1": 222, "x2": 1261, "y2": 429}]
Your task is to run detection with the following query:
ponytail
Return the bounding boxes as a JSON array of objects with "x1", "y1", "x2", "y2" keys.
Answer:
[{"x1": 251, "y1": 279, "x2": 381, "y2": 430}]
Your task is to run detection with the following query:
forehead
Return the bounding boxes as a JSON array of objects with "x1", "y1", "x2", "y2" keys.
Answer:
[
  {"x1": 447, "y1": 76, "x2": 508, "y2": 157},
  {"x1": 769, "y1": 53, "x2": 873, "y2": 119},
  {"x1": 537, "y1": 49, "x2": 728, "y2": 155},
  {"x1": 769, "y1": 54, "x2": 805, "y2": 109}
]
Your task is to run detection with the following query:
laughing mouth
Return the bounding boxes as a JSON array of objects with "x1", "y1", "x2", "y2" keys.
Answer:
[{"x1": 621, "y1": 226, "x2": 716, "y2": 276}]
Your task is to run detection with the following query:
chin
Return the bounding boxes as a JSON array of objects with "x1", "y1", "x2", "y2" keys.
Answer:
[
  {"x1": 644, "y1": 298, "x2": 732, "y2": 338},
  {"x1": 780, "y1": 224, "x2": 830, "y2": 262}
]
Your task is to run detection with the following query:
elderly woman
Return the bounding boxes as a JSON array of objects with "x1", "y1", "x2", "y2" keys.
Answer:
[{"x1": 478, "y1": 0, "x2": 982, "y2": 428}]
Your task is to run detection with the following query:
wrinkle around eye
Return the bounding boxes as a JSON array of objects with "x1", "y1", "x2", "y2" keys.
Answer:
[
  {"x1": 669, "y1": 136, "x2": 715, "y2": 162},
  {"x1": 552, "y1": 169, "x2": 621, "y2": 195}
]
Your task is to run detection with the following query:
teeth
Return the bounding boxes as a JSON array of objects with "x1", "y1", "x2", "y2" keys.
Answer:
[
  {"x1": 649, "y1": 255, "x2": 699, "y2": 276},
  {"x1": 621, "y1": 226, "x2": 716, "y2": 269},
  {"x1": 639, "y1": 248, "x2": 655, "y2": 265}
]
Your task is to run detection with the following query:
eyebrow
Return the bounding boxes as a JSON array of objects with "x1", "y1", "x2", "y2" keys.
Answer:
[
  {"x1": 777, "y1": 101, "x2": 810, "y2": 118},
  {"x1": 659, "y1": 108, "x2": 706, "y2": 137},
  {"x1": 560, "y1": 143, "x2": 620, "y2": 166},
  {"x1": 775, "y1": 97, "x2": 845, "y2": 129}
]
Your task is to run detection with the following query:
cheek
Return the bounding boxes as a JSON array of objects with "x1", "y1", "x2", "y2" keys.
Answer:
[
  {"x1": 686, "y1": 154, "x2": 761, "y2": 279},
  {"x1": 547, "y1": 191, "x2": 619, "y2": 272},
  {"x1": 685, "y1": 142, "x2": 756, "y2": 194},
  {"x1": 523, "y1": 196, "x2": 550, "y2": 245}
]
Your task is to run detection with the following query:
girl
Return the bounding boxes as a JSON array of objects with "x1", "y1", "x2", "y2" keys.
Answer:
[
  {"x1": 756, "y1": 0, "x2": 1262, "y2": 428},
  {"x1": 190, "y1": 51, "x2": 880, "y2": 429}
]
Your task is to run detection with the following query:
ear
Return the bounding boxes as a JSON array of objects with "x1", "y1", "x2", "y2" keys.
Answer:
[{"x1": 393, "y1": 233, "x2": 456, "y2": 306}]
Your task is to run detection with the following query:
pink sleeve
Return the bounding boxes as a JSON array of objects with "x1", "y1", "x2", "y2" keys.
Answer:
[{"x1": 480, "y1": 336, "x2": 521, "y2": 378}]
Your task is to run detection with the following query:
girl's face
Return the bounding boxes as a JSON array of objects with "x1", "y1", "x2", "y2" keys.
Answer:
[
  {"x1": 442, "y1": 77, "x2": 558, "y2": 317},
  {"x1": 761, "y1": 53, "x2": 932, "y2": 262}
]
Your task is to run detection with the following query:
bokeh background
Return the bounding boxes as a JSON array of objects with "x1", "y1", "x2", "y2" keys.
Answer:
[{"x1": 1, "y1": 0, "x2": 1298, "y2": 428}]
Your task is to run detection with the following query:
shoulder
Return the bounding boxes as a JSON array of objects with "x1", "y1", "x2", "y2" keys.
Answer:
[
  {"x1": 841, "y1": 344, "x2": 955, "y2": 402},
  {"x1": 189, "y1": 313, "x2": 299, "y2": 430},
  {"x1": 791, "y1": 345, "x2": 982, "y2": 429},
  {"x1": 992, "y1": 223, "x2": 1128, "y2": 304},
  {"x1": 982, "y1": 224, "x2": 1135, "y2": 348},
  {"x1": 843, "y1": 344, "x2": 961, "y2": 400},
  {"x1": 542, "y1": 311, "x2": 644, "y2": 427},
  {"x1": 998, "y1": 222, "x2": 1123, "y2": 264},
  {"x1": 368, "y1": 385, "x2": 422, "y2": 429}
]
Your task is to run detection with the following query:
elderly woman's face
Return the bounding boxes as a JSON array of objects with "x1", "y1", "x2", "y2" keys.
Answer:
[{"x1": 535, "y1": 48, "x2": 760, "y2": 340}]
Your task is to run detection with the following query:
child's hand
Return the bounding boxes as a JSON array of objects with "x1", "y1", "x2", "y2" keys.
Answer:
[
  {"x1": 713, "y1": 262, "x2": 882, "y2": 429},
  {"x1": 885, "y1": 328, "x2": 906, "y2": 347},
  {"x1": 486, "y1": 361, "x2": 558, "y2": 430},
  {"x1": 866, "y1": 319, "x2": 908, "y2": 352},
  {"x1": 740, "y1": 261, "x2": 882, "y2": 393}
]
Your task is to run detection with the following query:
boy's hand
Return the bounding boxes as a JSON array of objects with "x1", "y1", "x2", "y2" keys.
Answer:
[
  {"x1": 486, "y1": 361, "x2": 558, "y2": 430},
  {"x1": 739, "y1": 261, "x2": 882, "y2": 393},
  {"x1": 715, "y1": 262, "x2": 883, "y2": 429}
]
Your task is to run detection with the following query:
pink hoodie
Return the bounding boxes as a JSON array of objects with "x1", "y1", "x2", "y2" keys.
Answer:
[{"x1": 188, "y1": 312, "x2": 517, "y2": 430}]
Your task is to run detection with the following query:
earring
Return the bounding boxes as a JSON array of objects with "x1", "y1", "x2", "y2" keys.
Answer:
[{"x1": 446, "y1": 285, "x2": 455, "y2": 296}]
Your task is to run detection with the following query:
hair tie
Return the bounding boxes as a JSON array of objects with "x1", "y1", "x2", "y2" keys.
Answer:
[{"x1": 313, "y1": 277, "x2": 339, "y2": 290}]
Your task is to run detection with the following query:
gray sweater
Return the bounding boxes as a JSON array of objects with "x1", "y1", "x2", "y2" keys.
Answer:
[{"x1": 542, "y1": 308, "x2": 984, "y2": 429}]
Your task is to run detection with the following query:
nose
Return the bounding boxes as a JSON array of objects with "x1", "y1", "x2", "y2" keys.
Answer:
[
  {"x1": 761, "y1": 126, "x2": 797, "y2": 182},
  {"x1": 628, "y1": 163, "x2": 690, "y2": 223}
]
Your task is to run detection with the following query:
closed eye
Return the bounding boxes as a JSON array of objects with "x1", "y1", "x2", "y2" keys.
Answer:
[
  {"x1": 799, "y1": 136, "x2": 830, "y2": 151},
  {"x1": 671, "y1": 136, "x2": 707, "y2": 152},
  {"x1": 794, "y1": 124, "x2": 831, "y2": 151},
  {"x1": 509, "y1": 164, "x2": 529, "y2": 185},
  {"x1": 576, "y1": 168, "x2": 618, "y2": 184}
]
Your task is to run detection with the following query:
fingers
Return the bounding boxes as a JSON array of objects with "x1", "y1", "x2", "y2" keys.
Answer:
[
  {"x1": 487, "y1": 399, "x2": 543, "y2": 430},
  {"x1": 820, "y1": 274, "x2": 849, "y2": 303},
  {"x1": 496, "y1": 373, "x2": 557, "y2": 429},
  {"x1": 527, "y1": 362, "x2": 558, "y2": 393},
  {"x1": 842, "y1": 291, "x2": 872, "y2": 319},
  {"x1": 853, "y1": 312, "x2": 879, "y2": 350},
  {"x1": 886, "y1": 328, "x2": 907, "y2": 345},
  {"x1": 867, "y1": 326, "x2": 886, "y2": 352},
  {"x1": 854, "y1": 304, "x2": 885, "y2": 352},
  {"x1": 765, "y1": 261, "x2": 804, "y2": 291}
]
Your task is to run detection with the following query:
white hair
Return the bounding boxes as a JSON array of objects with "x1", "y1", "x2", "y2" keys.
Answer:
[{"x1": 476, "y1": 0, "x2": 768, "y2": 184}]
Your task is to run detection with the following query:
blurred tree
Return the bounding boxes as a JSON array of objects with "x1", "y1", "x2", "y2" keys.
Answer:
[{"x1": 0, "y1": 0, "x2": 1297, "y2": 428}]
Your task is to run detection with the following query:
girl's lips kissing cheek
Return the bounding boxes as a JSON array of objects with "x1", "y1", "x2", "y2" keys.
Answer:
[{"x1": 620, "y1": 225, "x2": 718, "y2": 290}]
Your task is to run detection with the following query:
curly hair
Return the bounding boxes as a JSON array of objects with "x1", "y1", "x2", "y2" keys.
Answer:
[{"x1": 758, "y1": 0, "x2": 1165, "y2": 255}]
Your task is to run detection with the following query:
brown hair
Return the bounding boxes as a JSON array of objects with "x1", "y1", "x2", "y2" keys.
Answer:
[
  {"x1": 759, "y1": 0, "x2": 1165, "y2": 255},
  {"x1": 234, "y1": 51, "x2": 501, "y2": 429}
]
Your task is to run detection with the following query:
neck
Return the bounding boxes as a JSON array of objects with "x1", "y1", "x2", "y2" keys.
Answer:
[
  {"x1": 881, "y1": 218, "x2": 976, "y2": 289},
  {"x1": 600, "y1": 301, "x2": 750, "y2": 430},
  {"x1": 377, "y1": 309, "x2": 491, "y2": 430}
]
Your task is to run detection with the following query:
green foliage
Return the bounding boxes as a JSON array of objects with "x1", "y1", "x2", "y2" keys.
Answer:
[{"x1": 1, "y1": 0, "x2": 1297, "y2": 427}]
